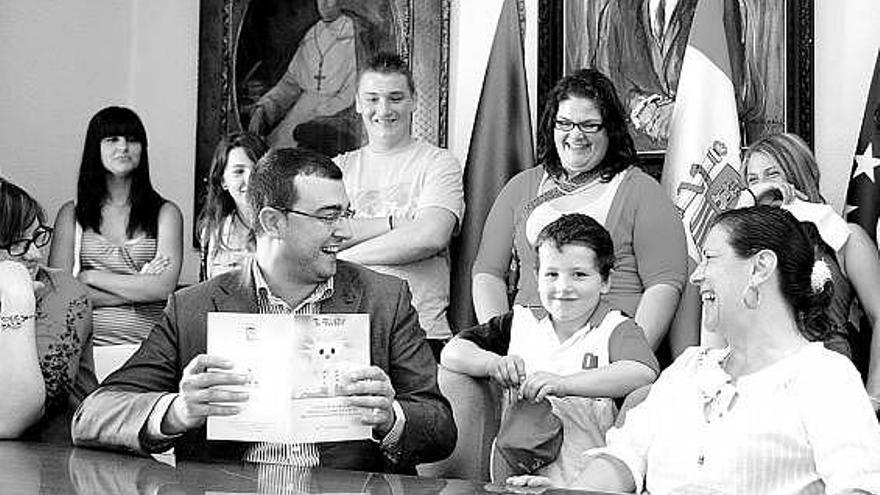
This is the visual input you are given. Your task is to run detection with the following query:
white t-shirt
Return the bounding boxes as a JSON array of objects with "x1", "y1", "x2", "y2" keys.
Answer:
[{"x1": 335, "y1": 139, "x2": 464, "y2": 339}]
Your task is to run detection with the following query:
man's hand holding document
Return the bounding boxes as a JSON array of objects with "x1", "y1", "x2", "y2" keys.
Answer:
[{"x1": 160, "y1": 312, "x2": 390, "y2": 444}]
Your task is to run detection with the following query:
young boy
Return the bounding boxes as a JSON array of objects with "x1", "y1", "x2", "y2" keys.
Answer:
[{"x1": 442, "y1": 213, "x2": 659, "y2": 487}]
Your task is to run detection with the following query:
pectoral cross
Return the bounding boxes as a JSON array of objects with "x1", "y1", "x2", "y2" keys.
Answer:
[
  {"x1": 312, "y1": 26, "x2": 328, "y2": 92},
  {"x1": 314, "y1": 62, "x2": 326, "y2": 91}
]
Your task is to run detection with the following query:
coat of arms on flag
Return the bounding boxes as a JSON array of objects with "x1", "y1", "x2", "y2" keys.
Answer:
[
  {"x1": 672, "y1": 140, "x2": 743, "y2": 252},
  {"x1": 661, "y1": 0, "x2": 744, "y2": 259}
]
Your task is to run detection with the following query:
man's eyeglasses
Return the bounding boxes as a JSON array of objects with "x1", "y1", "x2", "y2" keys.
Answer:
[
  {"x1": 554, "y1": 119, "x2": 605, "y2": 134},
  {"x1": 275, "y1": 207, "x2": 356, "y2": 226},
  {"x1": 1, "y1": 225, "x2": 53, "y2": 256}
]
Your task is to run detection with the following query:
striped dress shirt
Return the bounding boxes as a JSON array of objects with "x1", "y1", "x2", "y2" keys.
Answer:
[{"x1": 241, "y1": 262, "x2": 334, "y2": 466}]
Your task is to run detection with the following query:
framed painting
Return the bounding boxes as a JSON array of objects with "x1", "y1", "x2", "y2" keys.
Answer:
[
  {"x1": 538, "y1": 0, "x2": 813, "y2": 177},
  {"x1": 194, "y1": 0, "x2": 450, "y2": 239}
]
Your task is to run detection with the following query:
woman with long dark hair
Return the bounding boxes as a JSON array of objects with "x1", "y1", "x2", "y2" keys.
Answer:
[
  {"x1": 197, "y1": 132, "x2": 267, "y2": 280},
  {"x1": 1, "y1": 178, "x2": 96, "y2": 438},
  {"x1": 49, "y1": 106, "x2": 182, "y2": 346}
]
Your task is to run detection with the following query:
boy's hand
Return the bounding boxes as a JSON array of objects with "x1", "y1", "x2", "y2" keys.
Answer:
[
  {"x1": 487, "y1": 354, "x2": 526, "y2": 389},
  {"x1": 520, "y1": 371, "x2": 566, "y2": 402},
  {"x1": 504, "y1": 475, "x2": 553, "y2": 488}
]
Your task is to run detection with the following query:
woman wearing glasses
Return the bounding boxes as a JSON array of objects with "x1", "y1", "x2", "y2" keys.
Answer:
[
  {"x1": 49, "y1": 107, "x2": 183, "y2": 346},
  {"x1": 0, "y1": 179, "x2": 96, "y2": 438},
  {"x1": 473, "y1": 69, "x2": 687, "y2": 356}
]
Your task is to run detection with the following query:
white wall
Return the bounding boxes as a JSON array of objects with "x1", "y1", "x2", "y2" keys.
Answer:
[
  {"x1": 0, "y1": 0, "x2": 201, "y2": 283},
  {"x1": 129, "y1": 0, "x2": 201, "y2": 283},
  {"x1": 0, "y1": 1, "x2": 132, "y2": 217},
  {"x1": 448, "y1": 0, "x2": 537, "y2": 166}
]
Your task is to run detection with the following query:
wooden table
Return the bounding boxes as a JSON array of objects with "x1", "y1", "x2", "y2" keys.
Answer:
[{"x1": 0, "y1": 441, "x2": 616, "y2": 495}]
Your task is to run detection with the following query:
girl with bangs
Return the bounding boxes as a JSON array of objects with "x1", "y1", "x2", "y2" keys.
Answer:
[{"x1": 50, "y1": 106, "x2": 182, "y2": 347}]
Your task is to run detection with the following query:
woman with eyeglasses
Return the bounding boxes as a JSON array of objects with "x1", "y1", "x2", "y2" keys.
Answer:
[
  {"x1": 49, "y1": 106, "x2": 183, "y2": 346},
  {"x1": 0, "y1": 178, "x2": 97, "y2": 438},
  {"x1": 197, "y1": 132, "x2": 268, "y2": 281},
  {"x1": 472, "y1": 69, "x2": 687, "y2": 356}
]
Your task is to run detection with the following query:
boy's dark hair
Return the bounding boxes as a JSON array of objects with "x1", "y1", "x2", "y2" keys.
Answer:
[
  {"x1": 534, "y1": 213, "x2": 615, "y2": 281},
  {"x1": 359, "y1": 51, "x2": 415, "y2": 96}
]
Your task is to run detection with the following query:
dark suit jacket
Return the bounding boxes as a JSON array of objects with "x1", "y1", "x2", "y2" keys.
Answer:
[{"x1": 72, "y1": 260, "x2": 456, "y2": 473}]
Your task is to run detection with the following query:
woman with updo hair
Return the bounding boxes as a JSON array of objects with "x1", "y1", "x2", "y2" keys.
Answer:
[
  {"x1": 508, "y1": 206, "x2": 880, "y2": 493},
  {"x1": 741, "y1": 132, "x2": 880, "y2": 411}
]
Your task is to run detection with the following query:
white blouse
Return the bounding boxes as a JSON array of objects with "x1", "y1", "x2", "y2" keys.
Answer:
[{"x1": 589, "y1": 343, "x2": 880, "y2": 494}]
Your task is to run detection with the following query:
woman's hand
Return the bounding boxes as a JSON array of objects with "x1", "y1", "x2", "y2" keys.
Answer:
[
  {"x1": 0, "y1": 261, "x2": 36, "y2": 307},
  {"x1": 76, "y1": 270, "x2": 93, "y2": 287},
  {"x1": 488, "y1": 354, "x2": 526, "y2": 389},
  {"x1": 749, "y1": 182, "x2": 806, "y2": 206},
  {"x1": 140, "y1": 254, "x2": 171, "y2": 275}
]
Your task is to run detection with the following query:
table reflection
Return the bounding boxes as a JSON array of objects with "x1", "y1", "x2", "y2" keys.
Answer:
[
  {"x1": 0, "y1": 442, "x2": 599, "y2": 495},
  {"x1": 69, "y1": 448, "x2": 447, "y2": 495}
]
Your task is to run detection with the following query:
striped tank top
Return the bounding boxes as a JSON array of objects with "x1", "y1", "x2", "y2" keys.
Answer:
[{"x1": 79, "y1": 230, "x2": 166, "y2": 346}]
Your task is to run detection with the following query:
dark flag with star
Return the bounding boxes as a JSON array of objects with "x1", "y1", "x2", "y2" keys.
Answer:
[{"x1": 846, "y1": 50, "x2": 880, "y2": 246}]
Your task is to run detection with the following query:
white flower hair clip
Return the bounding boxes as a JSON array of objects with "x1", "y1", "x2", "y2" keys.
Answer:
[{"x1": 811, "y1": 259, "x2": 832, "y2": 294}]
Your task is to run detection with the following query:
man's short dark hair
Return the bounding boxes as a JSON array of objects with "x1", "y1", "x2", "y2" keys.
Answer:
[
  {"x1": 247, "y1": 148, "x2": 343, "y2": 235},
  {"x1": 358, "y1": 52, "x2": 416, "y2": 96},
  {"x1": 534, "y1": 214, "x2": 616, "y2": 282}
]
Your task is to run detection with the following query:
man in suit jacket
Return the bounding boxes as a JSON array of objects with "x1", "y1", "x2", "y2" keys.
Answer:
[{"x1": 72, "y1": 148, "x2": 456, "y2": 473}]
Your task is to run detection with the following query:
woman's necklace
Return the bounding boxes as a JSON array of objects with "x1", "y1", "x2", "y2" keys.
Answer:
[{"x1": 555, "y1": 168, "x2": 602, "y2": 194}]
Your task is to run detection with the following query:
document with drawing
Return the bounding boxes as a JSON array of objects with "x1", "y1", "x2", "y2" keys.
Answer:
[{"x1": 206, "y1": 312, "x2": 371, "y2": 443}]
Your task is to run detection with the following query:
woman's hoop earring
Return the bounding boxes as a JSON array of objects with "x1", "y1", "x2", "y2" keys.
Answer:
[{"x1": 742, "y1": 284, "x2": 760, "y2": 310}]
